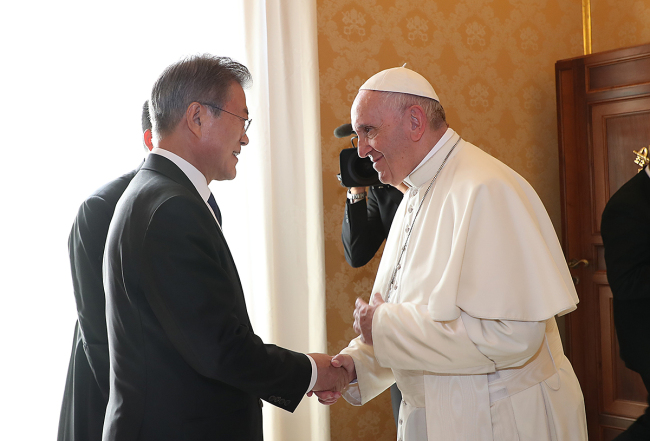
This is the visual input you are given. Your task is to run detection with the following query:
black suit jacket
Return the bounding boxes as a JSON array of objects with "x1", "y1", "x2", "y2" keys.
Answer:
[
  {"x1": 103, "y1": 154, "x2": 311, "y2": 441},
  {"x1": 342, "y1": 185, "x2": 403, "y2": 268},
  {"x1": 601, "y1": 167, "x2": 650, "y2": 373},
  {"x1": 58, "y1": 168, "x2": 139, "y2": 441}
]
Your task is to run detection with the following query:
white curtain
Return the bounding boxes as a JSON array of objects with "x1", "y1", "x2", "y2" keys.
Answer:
[{"x1": 216, "y1": 1, "x2": 329, "y2": 440}]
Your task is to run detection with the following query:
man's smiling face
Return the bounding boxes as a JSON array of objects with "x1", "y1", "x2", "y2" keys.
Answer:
[
  {"x1": 199, "y1": 81, "x2": 249, "y2": 182},
  {"x1": 351, "y1": 90, "x2": 413, "y2": 186}
]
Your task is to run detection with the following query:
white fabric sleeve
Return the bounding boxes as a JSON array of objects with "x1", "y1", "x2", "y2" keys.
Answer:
[
  {"x1": 460, "y1": 311, "x2": 546, "y2": 370},
  {"x1": 305, "y1": 354, "x2": 317, "y2": 392},
  {"x1": 373, "y1": 304, "x2": 546, "y2": 373},
  {"x1": 339, "y1": 337, "x2": 395, "y2": 406}
]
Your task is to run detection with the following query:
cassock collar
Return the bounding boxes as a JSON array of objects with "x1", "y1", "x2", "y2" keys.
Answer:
[{"x1": 404, "y1": 128, "x2": 461, "y2": 188}]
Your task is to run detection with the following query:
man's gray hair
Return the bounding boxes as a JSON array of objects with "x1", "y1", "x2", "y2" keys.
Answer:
[
  {"x1": 150, "y1": 54, "x2": 251, "y2": 138},
  {"x1": 381, "y1": 92, "x2": 446, "y2": 130}
]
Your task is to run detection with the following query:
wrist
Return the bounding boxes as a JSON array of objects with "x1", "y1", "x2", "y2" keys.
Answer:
[{"x1": 347, "y1": 189, "x2": 367, "y2": 204}]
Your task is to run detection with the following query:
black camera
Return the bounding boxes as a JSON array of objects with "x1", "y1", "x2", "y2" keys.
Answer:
[
  {"x1": 339, "y1": 148, "x2": 381, "y2": 187},
  {"x1": 335, "y1": 123, "x2": 381, "y2": 187}
]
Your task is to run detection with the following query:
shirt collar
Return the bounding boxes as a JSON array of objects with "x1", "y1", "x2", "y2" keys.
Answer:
[
  {"x1": 410, "y1": 127, "x2": 454, "y2": 175},
  {"x1": 404, "y1": 128, "x2": 460, "y2": 188},
  {"x1": 150, "y1": 147, "x2": 211, "y2": 203}
]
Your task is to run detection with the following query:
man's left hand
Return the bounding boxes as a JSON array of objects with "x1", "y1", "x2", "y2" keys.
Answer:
[{"x1": 353, "y1": 292, "x2": 384, "y2": 346}]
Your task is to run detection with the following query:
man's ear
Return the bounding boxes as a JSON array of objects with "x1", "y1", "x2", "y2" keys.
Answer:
[
  {"x1": 408, "y1": 105, "x2": 426, "y2": 142},
  {"x1": 186, "y1": 102, "x2": 204, "y2": 139},
  {"x1": 143, "y1": 129, "x2": 154, "y2": 151}
]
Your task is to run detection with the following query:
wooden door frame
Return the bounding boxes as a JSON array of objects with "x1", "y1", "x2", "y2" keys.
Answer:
[{"x1": 556, "y1": 43, "x2": 650, "y2": 439}]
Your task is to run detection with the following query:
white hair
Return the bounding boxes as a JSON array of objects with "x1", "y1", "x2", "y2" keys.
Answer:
[{"x1": 380, "y1": 91, "x2": 446, "y2": 129}]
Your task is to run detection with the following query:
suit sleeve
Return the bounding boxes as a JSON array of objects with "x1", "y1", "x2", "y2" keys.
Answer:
[
  {"x1": 69, "y1": 195, "x2": 114, "y2": 400},
  {"x1": 601, "y1": 196, "x2": 650, "y2": 300},
  {"x1": 342, "y1": 189, "x2": 387, "y2": 268},
  {"x1": 140, "y1": 195, "x2": 311, "y2": 411}
]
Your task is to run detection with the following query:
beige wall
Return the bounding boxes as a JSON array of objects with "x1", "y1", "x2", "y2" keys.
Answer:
[
  {"x1": 592, "y1": 0, "x2": 650, "y2": 53},
  {"x1": 316, "y1": 0, "x2": 586, "y2": 439}
]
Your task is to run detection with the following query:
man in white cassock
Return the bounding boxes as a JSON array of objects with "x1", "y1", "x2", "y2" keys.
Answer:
[{"x1": 316, "y1": 67, "x2": 588, "y2": 441}]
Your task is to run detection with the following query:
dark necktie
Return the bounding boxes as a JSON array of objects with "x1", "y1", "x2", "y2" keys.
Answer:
[{"x1": 207, "y1": 193, "x2": 222, "y2": 226}]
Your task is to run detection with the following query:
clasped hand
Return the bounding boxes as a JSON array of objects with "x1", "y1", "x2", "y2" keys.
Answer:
[
  {"x1": 353, "y1": 292, "x2": 384, "y2": 346},
  {"x1": 306, "y1": 293, "x2": 384, "y2": 405},
  {"x1": 306, "y1": 353, "x2": 356, "y2": 405}
]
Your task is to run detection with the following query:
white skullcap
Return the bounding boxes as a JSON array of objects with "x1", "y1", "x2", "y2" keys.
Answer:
[{"x1": 359, "y1": 65, "x2": 440, "y2": 104}]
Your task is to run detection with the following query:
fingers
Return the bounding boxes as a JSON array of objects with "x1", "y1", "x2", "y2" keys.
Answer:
[
  {"x1": 353, "y1": 297, "x2": 368, "y2": 337},
  {"x1": 370, "y1": 292, "x2": 384, "y2": 306},
  {"x1": 313, "y1": 390, "x2": 340, "y2": 405},
  {"x1": 312, "y1": 356, "x2": 354, "y2": 392},
  {"x1": 332, "y1": 354, "x2": 356, "y2": 382},
  {"x1": 309, "y1": 354, "x2": 357, "y2": 405}
]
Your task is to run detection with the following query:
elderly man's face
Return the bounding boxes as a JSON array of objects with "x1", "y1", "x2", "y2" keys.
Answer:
[
  {"x1": 198, "y1": 82, "x2": 249, "y2": 182},
  {"x1": 351, "y1": 90, "x2": 411, "y2": 186}
]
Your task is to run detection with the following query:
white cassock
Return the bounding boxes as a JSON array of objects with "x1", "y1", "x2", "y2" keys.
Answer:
[{"x1": 340, "y1": 129, "x2": 588, "y2": 441}]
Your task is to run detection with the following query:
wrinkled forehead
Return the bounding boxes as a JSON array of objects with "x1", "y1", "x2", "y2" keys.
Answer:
[
  {"x1": 352, "y1": 90, "x2": 395, "y2": 129},
  {"x1": 351, "y1": 90, "x2": 380, "y2": 122}
]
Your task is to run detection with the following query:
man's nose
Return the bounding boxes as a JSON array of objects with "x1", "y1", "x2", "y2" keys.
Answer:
[
  {"x1": 241, "y1": 132, "x2": 249, "y2": 146},
  {"x1": 357, "y1": 138, "x2": 371, "y2": 158}
]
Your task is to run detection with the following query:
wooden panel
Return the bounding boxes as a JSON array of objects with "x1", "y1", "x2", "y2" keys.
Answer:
[
  {"x1": 596, "y1": 245, "x2": 606, "y2": 272},
  {"x1": 557, "y1": 67, "x2": 581, "y2": 257},
  {"x1": 600, "y1": 425, "x2": 626, "y2": 441},
  {"x1": 588, "y1": 55, "x2": 650, "y2": 91},
  {"x1": 556, "y1": 43, "x2": 650, "y2": 441},
  {"x1": 599, "y1": 287, "x2": 648, "y2": 417},
  {"x1": 590, "y1": 97, "x2": 650, "y2": 233},
  {"x1": 606, "y1": 111, "x2": 650, "y2": 195}
]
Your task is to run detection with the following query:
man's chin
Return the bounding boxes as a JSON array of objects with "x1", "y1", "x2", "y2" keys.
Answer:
[{"x1": 376, "y1": 170, "x2": 393, "y2": 186}]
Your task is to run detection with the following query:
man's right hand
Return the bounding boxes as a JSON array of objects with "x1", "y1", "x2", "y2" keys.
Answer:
[
  {"x1": 308, "y1": 353, "x2": 353, "y2": 395},
  {"x1": 309, "y1": 354, "x2": 356, "y2": 405}
]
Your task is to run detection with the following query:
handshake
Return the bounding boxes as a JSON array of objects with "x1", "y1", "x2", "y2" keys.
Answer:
[
  {"x1": 306, "y1": 353, "x2": 356, "y2": 405},
  {"x1": 305, "y1": 293, "x2": 384, "y2": 405}
]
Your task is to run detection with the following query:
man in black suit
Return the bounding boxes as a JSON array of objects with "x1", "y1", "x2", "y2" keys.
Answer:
[
  {"x1": 601, "y1": 164, "x2": 650, "y2": 440},
  {"x1": 102, "y1": 55, "x2": 348, "y2": 441},
  {"x1": 57, "y1": 102, "x2": 153, "y2": 441},
  {"x1": 342, "y1": 184, "x2": 404, "y2": 268}
]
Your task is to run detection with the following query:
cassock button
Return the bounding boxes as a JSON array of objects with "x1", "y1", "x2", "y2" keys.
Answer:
[
  {"x1": 408, "y1": 206, "x2": 413, "y2": 213},
  {"x1": 405, "y1": 226, "x2": 410, "y2": 232},
  {"x1": 399, "y1": 419, "x2": 403, "y2": 425},
  {"x1": 411, "y1": 189, "x2": 418, "y2": 197}
]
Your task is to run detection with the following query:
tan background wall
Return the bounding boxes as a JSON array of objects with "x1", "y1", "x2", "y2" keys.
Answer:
[
  {"x1": 316, "y1": 0, "x2": 649, "y2": 440},
  {"x1": 592, "y1": 0, "x2": 650, "y2": 53}
]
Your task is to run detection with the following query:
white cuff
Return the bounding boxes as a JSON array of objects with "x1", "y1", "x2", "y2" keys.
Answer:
[{"x1": 306, "y1": 354, "x2": 317, "y2": 392}]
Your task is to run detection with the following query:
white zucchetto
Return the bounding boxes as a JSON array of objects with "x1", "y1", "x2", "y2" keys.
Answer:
[{"x1": 359, "y1": 66, "x2": 440, "y2": 104}]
